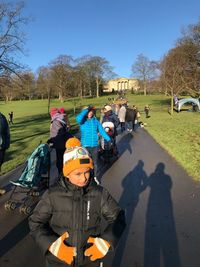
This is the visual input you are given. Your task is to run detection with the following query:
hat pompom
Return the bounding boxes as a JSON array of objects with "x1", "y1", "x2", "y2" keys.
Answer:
[
  {"x1": 65, "y1": 137, "x2": 81, "y2": 149},
  {"x1": 59, "y1": 107, "x2": 65, "y2": 114},
  {"x1": 50, "y1": 108, "x2": 58, "y2": 118}
]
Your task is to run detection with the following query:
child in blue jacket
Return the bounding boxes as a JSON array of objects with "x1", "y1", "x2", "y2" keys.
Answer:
[{"x1": 76, "y1": 106, "x2": 110, "y2": 178}]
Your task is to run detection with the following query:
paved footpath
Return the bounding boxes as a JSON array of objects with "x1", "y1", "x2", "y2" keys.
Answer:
[{"x1": 0, "y1": 127, "x2": 200, "y2": 267}]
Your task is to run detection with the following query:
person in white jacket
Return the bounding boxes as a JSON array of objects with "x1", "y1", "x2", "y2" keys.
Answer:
[{"x1": 118, "y1": 104, "x2": 126, "y2": 133}]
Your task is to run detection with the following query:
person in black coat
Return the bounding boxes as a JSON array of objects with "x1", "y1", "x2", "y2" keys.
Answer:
[
  {"x1": 8, "y1": 111, "x2": 14, "y2": 124},
  {"x1": 0, "y1": 112, "x2": 10, "y2": 194},
  {"x1": 0, "y1": 112, "x2": 10, "y2": 170},
  {"x1": 29, "y1": 137, "x2": 126, "y2": 267},
  {"x1": 125, "y1": 106, "x2": 137, "y2": 132}
]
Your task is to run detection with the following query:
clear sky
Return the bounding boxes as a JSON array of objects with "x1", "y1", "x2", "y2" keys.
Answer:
[{"x1": 19, "y1": 0, "x2": 199, "y2": 77}]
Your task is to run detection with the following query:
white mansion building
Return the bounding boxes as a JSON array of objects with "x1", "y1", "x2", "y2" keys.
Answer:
[{"x1": 103, "y1": 77, "x2": 140, "y2": 92}]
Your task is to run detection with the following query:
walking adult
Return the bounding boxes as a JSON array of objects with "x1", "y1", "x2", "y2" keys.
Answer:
[
  {"x1": 8, "y1": 111, "x2": 13, "y2": 124},
  {"x1": 118, "y1": 104, "x2": 126, "y2": 133},
  {"x1": 29, "y1": 137, "x2": 126, "y2": 267},
  {"x1": 76, "y1": 105, "x2": 110, "y2": 178},
  {"x1": 49, "y1": 108, "x2": 72, "y2": 175},
  {"x1": 0, "y1": 112, "x2": 10, "y2": 194},
  {"x1": 125, "y1": 105, "x2": 137, "y2": 132},
  {"x1": 144, "y1": 105, "x2": 150, "y2": 118}
]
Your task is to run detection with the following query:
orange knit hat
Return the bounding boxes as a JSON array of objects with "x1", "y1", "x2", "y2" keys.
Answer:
[{"x1": 63, "y1": 137, "x2": 93, "y2": 177}]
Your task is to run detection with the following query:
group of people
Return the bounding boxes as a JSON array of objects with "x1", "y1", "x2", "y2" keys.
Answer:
[
  {"x1": 0, "y1": 106, "x2": 126, "y2": 267},
  {"x1": 29, "y1": 105, "x2": 127, "y2": 267},
  {"x1": 0, "y1": 102, "x2": 151, "y2": 266},
  {"x1": 117, "y1": 103, "x2": 150, "y2": 131},
  {"x1": 49, "y1": 104, "x2": 121, "y2": 179},
  {"x1": 46, "y1": 102, "x2": 150, "y2": 179}
]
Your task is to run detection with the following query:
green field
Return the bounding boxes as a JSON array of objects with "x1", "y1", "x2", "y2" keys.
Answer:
[{"x1": 0, "y1": 94, "x2": 199, "y2": 180}]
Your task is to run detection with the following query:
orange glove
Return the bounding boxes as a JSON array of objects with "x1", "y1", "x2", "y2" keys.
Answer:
[
  {"x1": 49, "y1": 232, "x2": 76, "y2": 265},
  {"x1": 84, "y1": 237, "x2": 110, "y2": 261}
]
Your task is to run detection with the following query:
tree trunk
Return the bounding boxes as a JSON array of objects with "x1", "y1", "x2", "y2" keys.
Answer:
[
  {"x1": 96, "y1": 77, "x2": 99, "y2": 98},
  {"x1": 59, "y1": 91, "x2": 64, "y2": 103},
  {"x1": 47, "y1": 87, "x2": 51, "y2": 114},
  {"x1": 170, "y1": 88, "x2": 174, "y2": 116},
  {"x1": 80, "y1": 80, "x2": 83, "y2": 99},
  {"x1": 143, "y1": 79, "x2": 147, "y2": 96}
]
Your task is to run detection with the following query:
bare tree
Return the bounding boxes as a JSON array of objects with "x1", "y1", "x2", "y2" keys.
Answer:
[
  {"x1": 36, "y1": 66, "x2": 55, "y2": 113},
  {"x1": 36, "y1": 67, "x2": 51, "y2": 99},
  {"x1": 176, "y1": 20, "x2": 200, "y2": 98},
  {"x1": 85, "y1": 56, "x2": 115, "y2": 98},
  {"x1": 160, "y1": 20, "x2": 200, "y2": 114},
  {"x1": 131, "y1": 54, "x2": 158, "y2": 95},
  {"x1": 49, "y1": 55, "x2": 73, "y2": 102},
  {"x1": 74, "y1": 55, "x2": 92, "y2": 98},
  {"x1": 0, "y1": 1, "x2": 28, "y2": 76},
  {"x1": 0, "y1": 75, "x2": 12, "y2": 101},
  {"x1": 20, "y1": 71, "x2": 35, "y2": 99}
]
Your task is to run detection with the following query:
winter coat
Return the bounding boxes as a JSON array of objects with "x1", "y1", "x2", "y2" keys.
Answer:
[
  {"x1": 29, "y1": 176, "x2": 126, "y2": 267},
  {"x1": 102, "y1": 111, "x2": 120, "y2": 136},
  {"x1": 76, "y1": 109, "x2": 110, "y2": 148},
  {"x1": 0, "y1": 112, "x2": 10, "y2": 150},
  {"x1": 50, "y1": 113, "x2": 72, "y2": 149},
  {"x1": 118, "y1": 106, "x2": 126, "y2": 123},
  {"x1": 125, "y1": 108, "x2": 137, "y2": 122}
]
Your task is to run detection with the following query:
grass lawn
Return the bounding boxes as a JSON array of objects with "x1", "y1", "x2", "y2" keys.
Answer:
[{"x1": 0, "y1": 94, "x2": 199, "y2": 181}]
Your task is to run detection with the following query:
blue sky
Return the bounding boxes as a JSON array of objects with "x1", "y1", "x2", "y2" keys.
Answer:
[{"x1": 19, "y1": 0, "x2": 199, "y2": 77}]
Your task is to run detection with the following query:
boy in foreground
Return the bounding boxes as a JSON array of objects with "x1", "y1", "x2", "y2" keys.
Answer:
[{"x1": 29, "y1": 137, "x2": 126, "y2": 267}]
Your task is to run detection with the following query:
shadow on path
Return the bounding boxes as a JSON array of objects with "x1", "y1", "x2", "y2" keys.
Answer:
[
  {"x1": 111, "y1": 160, "x2": 148, "y2": 267},
  {"x1": 144, "y1": 163, "x2": 181, "y2": 267},
  {"x1": 0, "y1": 217, "x2": 29, "y2": 257}
]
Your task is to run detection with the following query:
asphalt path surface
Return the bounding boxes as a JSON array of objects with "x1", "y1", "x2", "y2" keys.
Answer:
[{"x1": 0, "y1": 127, "x2": 200, "y2": 267}]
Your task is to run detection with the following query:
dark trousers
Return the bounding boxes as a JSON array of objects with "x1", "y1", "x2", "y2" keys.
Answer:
[
  {"x1": 86, "y1": 146, "x2": 99, "y2": 177},
  {"x1": 126, "y1": 121, "x2": 133, "y2": 130},
  {"x1": 120, "y1": 122, "x2": 125, "y2": 132},
  {"x1": 55, "y1": 148, "x2": 65, "y2": 175}
]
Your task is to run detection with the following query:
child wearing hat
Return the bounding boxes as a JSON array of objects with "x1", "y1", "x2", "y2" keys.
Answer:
[
  {"x1": 76, "y1": 106, "x2": 111, "y2": 178},
  {"x1": 29, "y1": 137, "x2": 126, "y2": 267}
]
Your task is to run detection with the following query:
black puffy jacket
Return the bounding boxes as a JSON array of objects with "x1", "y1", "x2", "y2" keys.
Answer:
[
  {"x1": 29, "y1": 176, "x2": 126, "y2": 267},
  {"x1": 125, "y1": 108, "x2": 137, "y2": 122},
  {"x1": 0, "y1": 112, "x2": 10, "y2": 150}
]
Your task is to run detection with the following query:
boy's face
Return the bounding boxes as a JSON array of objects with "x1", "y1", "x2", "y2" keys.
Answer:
[{"x1": 67, "y1": 167, "x2": 91, "y2": 187}]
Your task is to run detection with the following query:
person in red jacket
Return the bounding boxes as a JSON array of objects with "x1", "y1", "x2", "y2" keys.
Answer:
[{"x1": 29, "y1": 137, "x2": 126, "y2": 267}]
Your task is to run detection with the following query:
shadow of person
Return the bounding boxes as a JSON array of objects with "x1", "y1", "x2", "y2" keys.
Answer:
[
  {"x1": 144, "y1": 163, "x2": 181, "y2": 267},
  {"x1": 117, "y1": 132, "x2": 133, "y2": 156},
  {"x1": 110, "y1": 160, "x2": 148, "y2": 267},
  {"x1": 0, "y1": 217, "x2": 29, "y2": 257}
]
